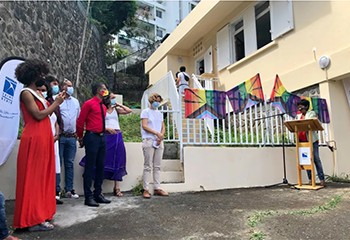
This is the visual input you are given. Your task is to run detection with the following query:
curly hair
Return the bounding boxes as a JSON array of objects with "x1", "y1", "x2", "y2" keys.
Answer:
[{"x1": 15, "y1": 59, "x2": 50, "y2": 86}]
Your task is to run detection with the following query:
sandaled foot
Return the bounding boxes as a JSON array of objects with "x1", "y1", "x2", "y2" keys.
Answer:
[
  {"x1": 154, "y1": 189, "x2": 169, "y2": 196},
  {"x1": 28, "y1": 222, "x2": 54, "y2": 232},
  {"x1": 113, "y1": 188, "x2": 123, "y2": 197}
]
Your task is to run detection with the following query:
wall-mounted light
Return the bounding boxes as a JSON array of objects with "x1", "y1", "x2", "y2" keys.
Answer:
[{"x1": 318, "y1": 55, "x2": 331, "y2": 70}]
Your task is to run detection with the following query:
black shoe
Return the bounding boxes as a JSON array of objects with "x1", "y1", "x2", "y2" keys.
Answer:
[
  {"x1": 84, "y1": 198, "x2": 100, "y2": 207},
  {"x1": 56, "y1": 199, "x2": 64, "y2": 205},
  {"x1": 94, "y1": 194, "x2": 111, "y2": 204}
]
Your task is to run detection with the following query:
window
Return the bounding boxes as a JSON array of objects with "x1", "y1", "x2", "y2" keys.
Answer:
[
  {"x1": 232, "y1": 20, "x2": 245, "y2": 62},
  {"x1": 156, "y1": 9, "x2": 163, "y2": 18},
  {"x1": 255, "y1": 1, "x2": 271, "y2": 49},
  {"x1": 156, "y1": 28, "x2": 163, "y2": 38},
  {"x1": 216, "y1": 0, "x2": 294, "y2": 69}
]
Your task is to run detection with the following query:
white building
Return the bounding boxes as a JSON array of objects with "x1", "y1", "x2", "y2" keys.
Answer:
[{"x1": 115, "y1": 0, "x2": 200, "y2": 52}]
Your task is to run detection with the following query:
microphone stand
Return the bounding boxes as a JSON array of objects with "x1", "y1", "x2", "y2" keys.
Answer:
[{"x1": 255, "y1": 112, "x2": 293, "y2": 187}]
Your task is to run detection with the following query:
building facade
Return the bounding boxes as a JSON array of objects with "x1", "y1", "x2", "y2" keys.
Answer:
[
  {"x1": 145, "y1": 0, "x2": 350, "y2": 177},
  {"x1": 115, "y1": 0, "x2": 199, "y2": 53}
]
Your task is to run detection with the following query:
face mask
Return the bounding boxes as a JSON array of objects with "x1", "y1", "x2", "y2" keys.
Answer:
[
  {"x1": 52, "y1": 85, "x2": 59, "y2": 95},
  {"x1": 42, "y1": 91, "x2": 48, "y2": 99},
  {"x1": 110, "y1": 98, "x2": 117, "y2": 105},
  {"x1": 100, "y1": 90, "x2": 109, "y2": 97},
  {"x1": 67, "y1": 87, "x2": 74, "y2": 96},
  {"x1": 151, "y1": 101, "x2": 160, "y2": 109}
]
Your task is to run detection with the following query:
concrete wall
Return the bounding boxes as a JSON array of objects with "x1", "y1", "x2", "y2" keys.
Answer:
[{"x1": 0, "y1": 141, "x2": 333, "y2": 199}]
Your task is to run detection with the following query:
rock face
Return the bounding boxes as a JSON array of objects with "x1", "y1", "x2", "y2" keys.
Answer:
[{"x1": 0, "y1": 1, "x2": 106, "y2": 101}]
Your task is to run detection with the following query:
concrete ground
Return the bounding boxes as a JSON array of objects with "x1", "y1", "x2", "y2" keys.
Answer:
[{"x1": 5, "y1": 182, "x2": 350, "y2": 240}]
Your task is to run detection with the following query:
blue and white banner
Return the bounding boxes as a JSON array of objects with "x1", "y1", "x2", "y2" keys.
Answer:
[{"x1": 0, "y1": 57, "x2": 24, "y2": 166}]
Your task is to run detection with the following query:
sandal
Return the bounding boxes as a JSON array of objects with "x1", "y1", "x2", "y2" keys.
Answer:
[
  {"x1": 113, "y1": 188, "x2": 123, "y2": 197},
  {"x1": 28, "y1": 222, "x2": 54, "y2": 232}
]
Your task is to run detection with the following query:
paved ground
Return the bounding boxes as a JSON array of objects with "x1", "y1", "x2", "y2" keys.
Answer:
[{"x1": 5, "y1": 182, "x2": 350, "y2": 240}]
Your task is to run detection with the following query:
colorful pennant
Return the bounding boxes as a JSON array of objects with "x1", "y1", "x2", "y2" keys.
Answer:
[
  {"x1": 184, "y1": 88, "x2": 226, "y2": 119},
  {"x1": 270, "y1": 75, "x2": 330, "y2": 123},
  {"x1": 226, "y1": 74, "x2": 264, "y2": 114}
]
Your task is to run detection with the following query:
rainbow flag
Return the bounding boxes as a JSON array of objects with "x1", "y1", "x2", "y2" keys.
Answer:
[
  {"x1": 270, "y1": 75, "x2": 330, "y2": 123},
  {"x1": 302, "y1": 97, "x2": 330, "y2": 123},
  {"x1": 226, "y1": 74, "x2": 264, "y2": 114},
  {"x1": 184, "y1": 89, "x2": 226, "y2": 119},
  {"x1": 269, "y1": 75, "x2": 300, "y2": 117}
]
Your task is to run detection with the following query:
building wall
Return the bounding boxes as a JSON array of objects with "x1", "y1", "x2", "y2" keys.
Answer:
[
  {"x1": 0, "y1": 141, "x2": 333, "y2": 199},
  {"x1": 146, "y1": 1, "x2": 350, "y2": 176},
  {"x1": 0, "y1": 1, "x2": 106, "y2": 101}
]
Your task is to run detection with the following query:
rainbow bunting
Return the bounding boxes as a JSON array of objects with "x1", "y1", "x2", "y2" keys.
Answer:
[
  {"x1": 226, "y1": 74, "x2": 264, "y2": 114},
  {"x1": 184, "y1": 88, "x2": 226, "y2": 119}
]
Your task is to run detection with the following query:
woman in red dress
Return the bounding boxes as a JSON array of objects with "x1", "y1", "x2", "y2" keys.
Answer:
[{"x1": 13, "y1": 59, "x2": 65, "y2": 231}]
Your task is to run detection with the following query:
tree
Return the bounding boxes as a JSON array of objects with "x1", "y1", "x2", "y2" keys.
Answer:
[
  {"x1": 90, "y1": 1, "x2": 137, "y2": 39},
  {"x1": 105, "y1": 43, "x2": 129, "y2": 66}
]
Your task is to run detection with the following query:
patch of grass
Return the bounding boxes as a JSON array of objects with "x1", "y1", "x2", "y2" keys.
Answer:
[
  {"x1": 250, "y1": 230, "x2": 266, "y2": 240},
  {"x1": 247, "y1": 210, "x2": 278, "y2": 227},
  {"x1": 132, "y1": 179, "x2": 143, "y2": 196},
  {"x1": 290, "y1": 195, "x2": 342, "y2": 215},
  {"x1": 326, "y1": 174, "x2": 350, "y2": 183}
]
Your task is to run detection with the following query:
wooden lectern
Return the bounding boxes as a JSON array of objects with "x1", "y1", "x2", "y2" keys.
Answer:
[{"x1": 284, "y1": 118, "x2": 324, "y2": 190}]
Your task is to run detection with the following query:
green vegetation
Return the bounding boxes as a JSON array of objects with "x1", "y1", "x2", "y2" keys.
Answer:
[
  {"x1": 247, "y1": 210, "x2": 278, "y2": 228},
  {"x1": 289, "y1": 195, "x2": 342, "y2": 215},
  {"x1": 247, "y1": 195, "x2": 342, "y2": 240},
  {"x1": 250, "y1": 230, "x2": 266, "y2": 240},
  {"x1": 89, "y1": 1, "x2": 137, "y2": 38},
  {"x1": 131, "y1": 179, "x2": 143, "y2": 196},
  {"x1": 326, "y1": 174, "x2": 350, "y2": 183},
  {"x1": 105, "y1": 43, "x2": 129, "y2": 66},
  {"x1": 119, "y1": 113, "x2": 142, "y2": 142}
]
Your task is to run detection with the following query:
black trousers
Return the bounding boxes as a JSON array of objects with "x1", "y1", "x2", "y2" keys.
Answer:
[{"x1": 83, "y1": 132, "x2": 106, "y2": 199}]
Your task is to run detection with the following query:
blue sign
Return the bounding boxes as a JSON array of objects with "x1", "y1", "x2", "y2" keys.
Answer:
[{"x1": 1, "y1": 76, "x2": 17, "y2": 104}]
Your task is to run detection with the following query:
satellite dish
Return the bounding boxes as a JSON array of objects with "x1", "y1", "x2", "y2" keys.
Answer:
[{"x1": 318, "y1": 55, "x2": 331, "y2": 69}]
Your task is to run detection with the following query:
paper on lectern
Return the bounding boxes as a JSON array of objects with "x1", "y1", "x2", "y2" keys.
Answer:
[{"x1": 298, "y1": 147, "x2": 311, "y2": 165}]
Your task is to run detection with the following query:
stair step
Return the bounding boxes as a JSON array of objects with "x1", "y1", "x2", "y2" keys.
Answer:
[
  {"x1": 161, "y1": 160, "x2": 183, "y2": 171},
  {"x1": 161, "y1": 171, "x2": 184, "y2": 183}
]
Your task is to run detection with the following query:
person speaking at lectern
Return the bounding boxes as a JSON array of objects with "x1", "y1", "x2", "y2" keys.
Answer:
[{"x1": 296, "y1": 99, "x2": 325, "y2": 186}]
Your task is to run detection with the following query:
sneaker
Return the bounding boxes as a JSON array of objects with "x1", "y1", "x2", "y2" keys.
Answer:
[
  {"x1": 65, "y1": 190, "x2": 79, "y2": 199},
  {"x1": 56, "y1": 192, "x2": 61, "y2": 200}
]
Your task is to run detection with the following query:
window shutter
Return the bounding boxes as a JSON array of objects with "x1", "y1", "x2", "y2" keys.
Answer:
[
  {"x1": 216, "y1": 25, "x2": 230, "y2": 70},
  {"x1": 270, "y1": 0, "x2": 294, "y2": 40},
  {"x1": 204, "y1": 46, "x2": 213, "y2": 73}
]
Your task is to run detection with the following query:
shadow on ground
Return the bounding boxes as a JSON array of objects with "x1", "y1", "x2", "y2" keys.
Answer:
[{"x1": 5, "y1": 182, "x2": 350, "y2": 240}]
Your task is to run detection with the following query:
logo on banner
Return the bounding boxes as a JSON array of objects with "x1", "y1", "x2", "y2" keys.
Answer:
[
  {"x1": 1, "y1": 76, "x2": 17, "y2": 104},
  {"x1": 301, "y1": 152, "x2": 308, "y2": 158}
]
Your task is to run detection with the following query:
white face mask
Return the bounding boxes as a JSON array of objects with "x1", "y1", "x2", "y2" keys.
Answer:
[
  {"x1": 111, "y1": 98, "x2": 117, "y2": 105},
  {"x1": 67, "y1": 87, "x2": 74, "y2": 96}
]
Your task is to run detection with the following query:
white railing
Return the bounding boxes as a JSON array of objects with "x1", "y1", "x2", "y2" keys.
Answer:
[
  {"x1": 159, "y1": 98, "x2": 330, "y2": 146},
  {"x1": 141, "y1": 73, "x2": 330, "y2": 158},
  {"x1": 141, "y1": 71, "x2": 182, "y2": 138}
]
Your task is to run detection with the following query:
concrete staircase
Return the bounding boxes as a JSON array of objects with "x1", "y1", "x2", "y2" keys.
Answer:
[{"x1": 160, "y1": 159, "x2": 184, "y2": 183}]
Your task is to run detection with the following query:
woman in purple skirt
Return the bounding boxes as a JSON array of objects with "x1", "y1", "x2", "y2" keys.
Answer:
[
  {"x1": 80, "y1": 93, "x2": 132, "y2": 197},
  {"x1": 103, "y1": 94, "x2": 132, "y2": 196}
]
